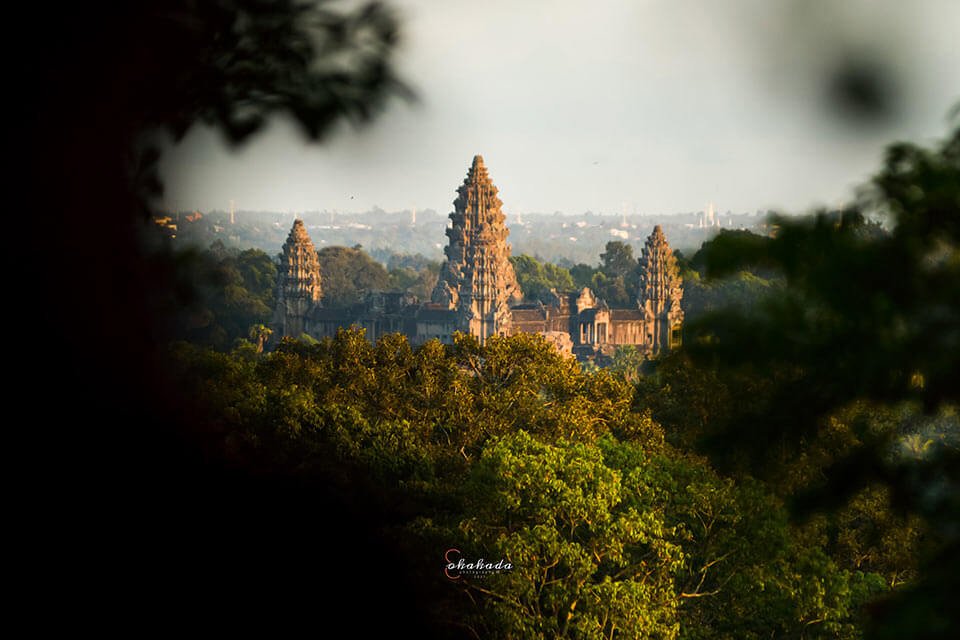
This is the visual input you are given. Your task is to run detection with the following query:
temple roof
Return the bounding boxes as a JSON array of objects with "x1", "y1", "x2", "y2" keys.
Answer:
[
  {"x1": 509, "y1": 308, "x2": 547, "y2": 323},
  {"x1": 416, "y1": 307, "x2": 458, "y2": 323},
  {"x1": 610, "y1": 309, "x2": 646, "y2": 321},
  {"x1": 310, "y1": 308, "x2": 355, "y2": 322}
]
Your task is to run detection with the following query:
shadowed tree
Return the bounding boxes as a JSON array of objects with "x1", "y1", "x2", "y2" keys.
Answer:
[
  {"x1": 683, "y1": 116, "x2": 960, "y2": 638},
  {"x1": 600, "y1": 241, "x2": 635, "y2": 279},
  {"x1": 20, "y1": 2, "x2": 432, "y2": 635}
]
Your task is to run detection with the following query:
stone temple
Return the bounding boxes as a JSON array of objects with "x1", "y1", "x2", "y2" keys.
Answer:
[{"x1": 273, "y1": 155, "x2": 683, "y2": 362}]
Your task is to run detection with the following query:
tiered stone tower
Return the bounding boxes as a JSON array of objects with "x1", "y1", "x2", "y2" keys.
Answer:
[
  {"x1": 432, "y1": 155, "x2": 522, "y2": 344},
  {"x1": 637, "y1": 225, "x2": 684, "y2": 352},
  {"x1": 274, "y1": 219, "x2": 323, "y2": 338}
]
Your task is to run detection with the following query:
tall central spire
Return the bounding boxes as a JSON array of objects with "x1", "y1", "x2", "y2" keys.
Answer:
[{"x1": 432, "y1": 155, "x2": 521, "y2": 343}]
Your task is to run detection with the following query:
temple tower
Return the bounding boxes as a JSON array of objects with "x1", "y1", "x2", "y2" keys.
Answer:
[
  {"x1": 274, "y1": 219, "x2": 323, "y2": 338},
  {"x1": 432, "y1": 155, "x2": 522, "y2": 343},
  {"x1": 637, "y1": 225, "x2": 684, "y2": 353}
]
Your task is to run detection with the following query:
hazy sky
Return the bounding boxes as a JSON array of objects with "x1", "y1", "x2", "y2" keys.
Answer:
[{"x1": 159, "y1": 0, "x2": 960, "y2": 216}]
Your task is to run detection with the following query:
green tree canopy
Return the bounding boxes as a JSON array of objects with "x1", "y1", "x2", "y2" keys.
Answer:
[
  {"x1": 600, "y1": 241, "x2": 636, "y2": 280},
  {"x1": 511, "y1": 254, "x2": 576, "y2": 302},
  {"x1": 318, "y1": 245, "x2": 392, "y2": 307},
  {"x1": 569, "y1": 263, "x2": 598, "y2": 290},
  {"x1": 456, "y1": 431, "x2": 684, "y2": 639},
  {"x1": 166, "y1": 244, "x2": 277, "y2": 349},
  {"x1": 169, "y1": 328, "x2": 890, "y2": 639}
]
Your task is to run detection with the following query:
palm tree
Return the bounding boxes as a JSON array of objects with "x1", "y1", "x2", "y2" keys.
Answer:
[{"x1": 249, "y1": 324, "x2": 273, "y2": 354}]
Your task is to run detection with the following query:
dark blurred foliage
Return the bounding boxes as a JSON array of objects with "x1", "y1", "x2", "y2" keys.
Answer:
[
  {"x1": 139, "y1": 1, "x2": 409, "y2": 141},
  {"x1": 153, "y1": 242, "x2": 278, "y2": 349},
  {"x1": 15, "y1": 1, "x2": 431, "y2": 633},
  {"x1": 680, "y1": 118, "x2": 960, "y2": 638},
  {"x1": 678, "y1": 236, "x2": 784, "y2": 323},
  {"x1": 130, "y1": 0, "x2": 411, "y2": 212},
  {"x1": 825, "y1": 53, "x2": 901, "y2": 127}
]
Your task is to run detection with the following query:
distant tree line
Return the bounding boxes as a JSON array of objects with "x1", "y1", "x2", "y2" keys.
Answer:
[{"x1": 163, "y1": 230, "x2": 791, "y2": 353}]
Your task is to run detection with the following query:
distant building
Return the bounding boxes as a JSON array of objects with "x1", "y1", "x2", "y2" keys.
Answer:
[
  {"x1": 151, "y1": 215, "x2": 178, "y2": 238},
  {"x1": 698, "y1": 202, "x2": 720, "y2": 229},
  {"x1": 273, "y1": 156, "x2": 683, "y2": 362}
]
